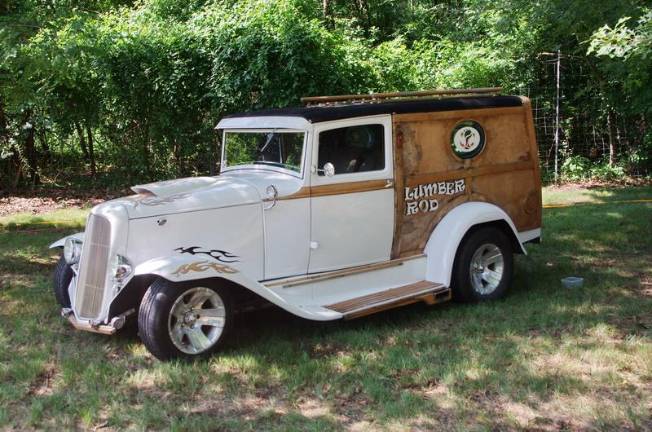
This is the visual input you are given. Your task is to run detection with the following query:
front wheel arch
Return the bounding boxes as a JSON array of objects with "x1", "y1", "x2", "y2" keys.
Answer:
[{"x1": 110, "y1": 276, "x2": 259, "y2": 326}]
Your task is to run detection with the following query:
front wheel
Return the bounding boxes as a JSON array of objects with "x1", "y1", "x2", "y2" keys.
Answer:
[
  {"x1": 451, "y1": 226, "x2": 514, "y2": 302},
  {"x1": 53, "y1": 255, "x2": 73, "y2": 308},
  {"x1": 138, "y1": 279, "x2": 233, "y2": 361}
]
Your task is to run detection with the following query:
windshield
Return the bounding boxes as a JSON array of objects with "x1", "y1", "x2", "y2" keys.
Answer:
[{"x1": 223, "y1": 130, "x2": 305, "y2": 173}]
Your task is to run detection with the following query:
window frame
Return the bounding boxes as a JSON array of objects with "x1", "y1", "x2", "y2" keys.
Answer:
[
  {"x1": 220, "y1": 128, "x2": 309, "y2": 179},
  {"x1": 311, "y1": 115, "x2": 394, "y2": 185}
]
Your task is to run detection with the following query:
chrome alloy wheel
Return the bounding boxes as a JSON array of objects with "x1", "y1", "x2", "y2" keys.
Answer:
[
  {"x1": 469, "y1": 243, "x2": 504, "y2": 295},
  {"x1": 168, "y1": 287, "x2": 226, "y2": 355}
]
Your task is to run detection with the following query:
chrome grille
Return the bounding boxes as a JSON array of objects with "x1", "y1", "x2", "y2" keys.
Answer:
[{"x1": 75, "y1": 214, "x2": 111, "y2": 319}]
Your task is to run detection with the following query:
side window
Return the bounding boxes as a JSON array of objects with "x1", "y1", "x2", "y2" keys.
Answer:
[{"x1": 318, "y1": 124, "x2": 385, "y2": 175}]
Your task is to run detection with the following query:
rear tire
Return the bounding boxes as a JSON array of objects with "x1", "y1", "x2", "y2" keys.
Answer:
[
  {"x1": 451, "y1": 226, "x2": 513, "y2": 302},
  {"x1": 53, "y1": 255, "x2": 73, "y2": 308},
  {"x1": 138, "y1": 279, "x2": 234, "y2": 361}
]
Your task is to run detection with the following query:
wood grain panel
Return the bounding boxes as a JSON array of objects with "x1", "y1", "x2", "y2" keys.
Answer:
[
  {"x1": 343, "y1": 288, "x2": 451, "y2": 319},
  {"x1": 325, "y1": 280, "x2": 446, "y2": 314},
  {"x1": 405, "y1": 160, "x2": 533, "y2": 187},
  {"x1": 278, "y1": 179, "x2": 391, "y2": 201},
  {"x1": 277, "y1": 187, "x2": 311, "y2": 201},
  {"x1": 391, "y1": 101, "x2": 541, "y2": 258}
]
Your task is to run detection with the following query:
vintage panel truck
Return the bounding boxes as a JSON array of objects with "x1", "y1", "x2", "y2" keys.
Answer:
[{"x1": 51, "y1": 88, "x2": 542, "y2": 360}]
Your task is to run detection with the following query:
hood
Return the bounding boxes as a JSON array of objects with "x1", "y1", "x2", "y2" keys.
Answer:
[
  {"x1": 131, "y1": 176, "x2": 221, "y2": 197},
  {"x1": 104, "y1": 176, "x2": 263, "y2": 219},
  {"x1": 99, "y1": 171, "x2": 305, "y2": 220}
]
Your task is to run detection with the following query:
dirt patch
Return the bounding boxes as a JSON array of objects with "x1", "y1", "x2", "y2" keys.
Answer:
[
  {"x1": 545, "y1": 178, "x2": 651, "y2": 191},
  {"x1": 0, "y1": 187, "x2": 131, "y2": 217},
  {"x1": 27, "y1": 364, "x2": 57, "y2": 397},
  {"x1": 640, "y1": 275, "x2": 652, "y2": 297}
]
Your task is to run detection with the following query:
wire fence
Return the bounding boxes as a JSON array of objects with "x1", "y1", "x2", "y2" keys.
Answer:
[{"x1": 517, "y1": 51, "x2": 649, "y2": 182}]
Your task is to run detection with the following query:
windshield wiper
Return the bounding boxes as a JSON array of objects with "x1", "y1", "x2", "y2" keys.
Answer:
[{"x1": 259, "y1": 132, "x2": 276, "y2": 154}]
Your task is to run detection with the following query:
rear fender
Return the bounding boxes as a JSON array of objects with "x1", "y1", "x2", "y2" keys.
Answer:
[{"x1": 425, "y1": 202, "x2": 526, "y2": 286}]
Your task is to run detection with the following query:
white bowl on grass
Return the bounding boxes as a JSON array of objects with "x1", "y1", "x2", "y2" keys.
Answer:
[{"x1": 561, "y1": 276, "x2": 584, "y2": 289}]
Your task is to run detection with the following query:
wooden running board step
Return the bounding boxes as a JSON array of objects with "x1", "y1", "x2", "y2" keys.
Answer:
[{"x1": 325, "y1": 281, "x2": 450, "y2": 319}]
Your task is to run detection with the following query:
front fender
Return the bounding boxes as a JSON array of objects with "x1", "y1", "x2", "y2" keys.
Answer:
[
  {"x1": 424, "y1": 201, "x2": 526, "y2": 286},
  {"x1": 49, "y1": 232, "x2": 84, "y2": 249},
  {"x1": 134, "y1": 256, "x2": 337, "y2": 321}
]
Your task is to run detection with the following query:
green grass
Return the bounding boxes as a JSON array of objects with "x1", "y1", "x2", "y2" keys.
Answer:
[
  {"x1": 0, "y1": 208, "x2": 88, "y2": 233},
  {"x1": 0, "y1": 186, "x2": 651, "y2": 431},
  {"x1": 542, "y1": 184, "x2": 652, "y2": 206}
]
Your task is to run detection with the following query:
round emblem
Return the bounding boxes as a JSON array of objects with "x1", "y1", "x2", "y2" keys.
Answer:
[{"x1": 450, "y1": 121, "x2": 485, "y2": 159}]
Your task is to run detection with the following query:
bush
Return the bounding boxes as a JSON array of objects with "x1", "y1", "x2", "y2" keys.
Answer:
[
  {"x1": 561, "y1": 156, "x2": 592, "y2": 181},
  {"x1": 561, "y1": 155, "x2": 630, "y2": 182}
]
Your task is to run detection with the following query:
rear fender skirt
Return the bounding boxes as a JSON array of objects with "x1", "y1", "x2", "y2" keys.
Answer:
[{"x1": 424, "y1": 201, "x2": 527, "y2": 287}]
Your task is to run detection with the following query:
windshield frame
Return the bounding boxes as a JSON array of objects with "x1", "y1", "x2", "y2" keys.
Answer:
[{"x1": 220, "y1": 128, "x2": 308, "y2": 179}]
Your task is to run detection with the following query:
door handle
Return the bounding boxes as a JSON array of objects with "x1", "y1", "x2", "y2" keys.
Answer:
[{"x1": 385, "y1": 179, "x2": 394, "y2": 188}]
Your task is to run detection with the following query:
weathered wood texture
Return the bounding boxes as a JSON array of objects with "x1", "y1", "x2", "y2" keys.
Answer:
[
  {"x1": 278, "y1": 179, "x2": 391, "y2": 201},
  {"x1": 391, "y1": 98, "x2": 541, "y2": 258},
  {"x1": 325, "y1": 280, "x2": 446, "y2": 316}
]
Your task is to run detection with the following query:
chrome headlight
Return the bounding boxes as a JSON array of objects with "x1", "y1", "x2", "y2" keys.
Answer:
[
  {"x1": 63, "y1": 237, "x2": 82, "y2": 264},
  {"x1": 110, "y1": 255, "x2": 133, "y2": 283}
]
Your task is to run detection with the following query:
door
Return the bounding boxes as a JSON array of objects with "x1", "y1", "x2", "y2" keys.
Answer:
[{"x1": 308, "y1": 115, "x2": 395, "y2": 273}]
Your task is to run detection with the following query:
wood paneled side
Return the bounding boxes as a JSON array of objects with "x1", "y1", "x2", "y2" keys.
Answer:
[
  {"x1": 391, "y1": 103, "x2": 541, "y2": 258},
  {"x1": 310, "y1": 179, "x2": 391, "y2": 197},
  {"x1": 278, "y1": 179, "x2": 391, "y2": 201},
  {"x1": 520, "y1": 97, "x2": 543, "y2": 229},
  {"x1": 325, "y1": 280, "x2": 444, "y2": 313},
  {"x1": 391, "y1": 124, "x2": 407, "y2": 258}
]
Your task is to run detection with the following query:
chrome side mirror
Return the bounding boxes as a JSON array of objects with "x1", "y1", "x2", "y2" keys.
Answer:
[{"x1": 323, "y1": 162, "x2": 335, "y2": 177}]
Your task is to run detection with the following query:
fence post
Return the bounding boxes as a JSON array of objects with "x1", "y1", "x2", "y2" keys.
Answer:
[{"x1": 554, "y1": 49, "x2": 561, "y2": 183}]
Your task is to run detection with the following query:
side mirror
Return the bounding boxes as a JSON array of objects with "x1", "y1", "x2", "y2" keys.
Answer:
[{"x1": 323, "y1": 162, "x2": 335, "y2": 177}]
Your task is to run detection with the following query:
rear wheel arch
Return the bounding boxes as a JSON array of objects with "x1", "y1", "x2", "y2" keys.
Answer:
[
  {"x1": 461, "y1": 220, "x2": 523, "y2": 255},
  {"x1": 424, "y1": 201, "x2": 525, "y2": 286},
  {"x1": 450, "y1": 225, "x2": 514, "y2": 302}
]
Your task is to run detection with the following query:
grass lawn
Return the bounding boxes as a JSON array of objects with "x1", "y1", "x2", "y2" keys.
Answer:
[{"x1": 0, "y1": 185, "x2": 650, "y2": 431}]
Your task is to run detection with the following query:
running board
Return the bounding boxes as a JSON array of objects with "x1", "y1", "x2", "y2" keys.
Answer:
[{"x1": 325, "y1": 281, "x2": 450, "y2": 319}]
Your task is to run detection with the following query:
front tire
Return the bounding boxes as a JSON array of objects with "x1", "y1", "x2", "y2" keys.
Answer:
[
  {"x1": 138, "y1": 279, "x2": 233, "y2": 361},
  {"x1": 451, "y1": 226, "x2": 514, "y2": 302},
  {"x1": 53, "y1": 255, "x2": 73, "y2": 308}
]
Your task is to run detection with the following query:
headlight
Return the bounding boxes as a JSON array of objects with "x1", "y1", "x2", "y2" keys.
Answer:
[
  {"x1": 63, "y1": 238, "x2": 82, "y2": 264},
  {"x1": 110, "y1": 255, "x2": 133, "y2": 283}
]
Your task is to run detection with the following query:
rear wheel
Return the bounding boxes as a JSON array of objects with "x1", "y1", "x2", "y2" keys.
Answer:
[
  {"x1": 138, "y1": 279, "x2": 233, "y2": 361},
  {"x1": 53, "y1": 255, "x2": 73, "y2": 308},
  {"x1": 451, "y1": 226, "x2": 513, "y2": 302}
]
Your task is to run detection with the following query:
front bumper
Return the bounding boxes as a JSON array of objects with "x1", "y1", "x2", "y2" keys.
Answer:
[{"x1": 61, "y1": 308, "x2": 133, "y2": 335}]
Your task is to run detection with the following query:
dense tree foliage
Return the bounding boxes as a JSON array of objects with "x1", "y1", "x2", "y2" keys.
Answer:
[{"x1": 0, "y1": 0, "x2": 650, "y2": 190}]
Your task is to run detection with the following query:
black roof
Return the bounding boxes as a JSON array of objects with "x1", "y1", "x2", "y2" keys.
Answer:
[{"x1": 225, "y1": 95, "x2": 524, "y2": 123}]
